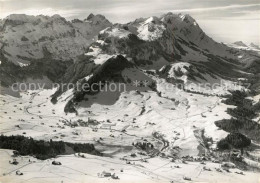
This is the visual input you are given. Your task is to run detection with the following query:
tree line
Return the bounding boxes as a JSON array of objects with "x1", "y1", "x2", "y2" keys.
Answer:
[
  {"x1": 216, "y1": 90, "x2": 260, "y2": 151},
  {"x1": 0, "y1": 135, "x2": 100, "y2": 160}
]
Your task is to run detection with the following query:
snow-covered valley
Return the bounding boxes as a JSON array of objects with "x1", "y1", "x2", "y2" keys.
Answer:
[{"x1": 0, "y1": 80, "x2": 260, "y2": 182}]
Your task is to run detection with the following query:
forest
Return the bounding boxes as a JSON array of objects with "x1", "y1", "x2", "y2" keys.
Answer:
[
  {"x1": 0, "y1": 135, "x2": 101, "y2": 160},
  {"x1": 216, "y1": 90, "x2": 260, "y2": 150}
]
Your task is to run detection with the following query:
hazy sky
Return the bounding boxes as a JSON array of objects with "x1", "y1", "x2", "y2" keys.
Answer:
[{"x1": 1, "y1": 0, "x2": 260, "y2": 44}]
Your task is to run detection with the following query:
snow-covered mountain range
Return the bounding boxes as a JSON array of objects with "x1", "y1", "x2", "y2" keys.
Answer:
[
  {"x1": 1, "y1": 13, "x2": 260, "y2": 183},
  {"x1": 0, "y1": 13, "x2": 259, "y2": 66},
  {"x1": 1, "y1": 12, "x2": 260, "y2": 106}
]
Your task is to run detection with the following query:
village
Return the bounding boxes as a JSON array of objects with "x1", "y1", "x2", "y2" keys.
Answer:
[{"x1": 0, "y1": 84, "x2": 260, "y2": 182}]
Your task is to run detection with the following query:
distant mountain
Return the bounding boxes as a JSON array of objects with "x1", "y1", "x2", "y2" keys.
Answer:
[
  {"x1": 233, "y1": 41, "x2": 248, "y2": 47},
  {"x1": 250, "y1": 43, "x2": 260, "y2": 50},
  {"x1": 229, "y1": 41, "x2": 260, "y2": 51},
  {"x1": 227, "y1": 41, "x2": 260, "y2": 66}
]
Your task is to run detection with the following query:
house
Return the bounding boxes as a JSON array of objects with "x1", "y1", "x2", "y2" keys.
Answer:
[
  {"x1": 111, "y1": 173, "x2": 119, "y2": 179},
  {"x1": 183, "y1": 176, "x2": 191, "y2": 181},
  {"x1": 100, "y1": 123, "x2": 116, "y2": 130},
  {"x1": 52, "y1": 161, "x2": 62, "y2": 165},
  {"x1": 99, "y1": 171, "x2": 111, "y2": 177},
  {"x1": 16, "y1": 170, "x2": 23, "y2": 175},
  {"x1": 9, "y1": 159, "x2": 18, "y2": 165}
]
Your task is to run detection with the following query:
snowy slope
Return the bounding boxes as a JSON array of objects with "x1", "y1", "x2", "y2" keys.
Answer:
[
  {"x1": 159, "y1": 62, "x2": 246, "y2": 95},
  {"x1": 57, "y1": 55, "x2": 155, "y2": 111}
]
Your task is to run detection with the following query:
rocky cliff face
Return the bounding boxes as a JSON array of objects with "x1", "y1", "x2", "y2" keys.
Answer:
[{"x1": 0, "y1": 14, "x2": 112, "y2": 65}]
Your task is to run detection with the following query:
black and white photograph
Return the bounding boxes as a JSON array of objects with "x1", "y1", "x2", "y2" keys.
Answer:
[{"x1": 0, "y1": 0, "x2": 260, "y2": 182}]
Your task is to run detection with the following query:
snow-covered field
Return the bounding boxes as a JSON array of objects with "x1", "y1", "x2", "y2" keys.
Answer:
[
  {"x1": 0, "y1": 85, "x2": 259, "y2": 182},
  {"x1": 1, "y1": 149, "x2": 259, "y2": 183}
]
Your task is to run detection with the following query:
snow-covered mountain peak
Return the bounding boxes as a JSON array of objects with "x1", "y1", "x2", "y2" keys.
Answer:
[
  {"x1": 135, "y1": 16, "x2": 165, "y2": 41},
  {"x1": 161, "y1": 12, "x2": 202, "y2": 39},
  {"x1": 160, "y1": 13, "x2": 198, "y2": 27}
]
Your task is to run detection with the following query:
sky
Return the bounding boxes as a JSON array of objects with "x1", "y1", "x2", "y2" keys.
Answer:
[{"x1": 1, "y1": 0, "x2": 260, "y2": 45}]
